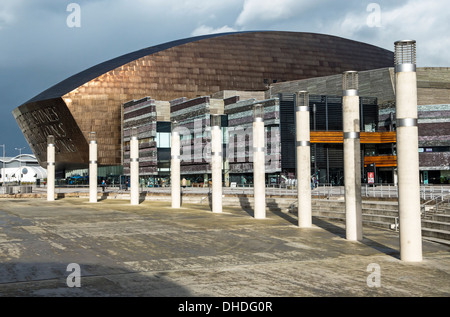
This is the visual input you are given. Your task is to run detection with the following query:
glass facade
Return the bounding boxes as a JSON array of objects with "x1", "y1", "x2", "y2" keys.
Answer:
[{"x1": 278, "y1": 93, "x2": 388, "y2": 185}]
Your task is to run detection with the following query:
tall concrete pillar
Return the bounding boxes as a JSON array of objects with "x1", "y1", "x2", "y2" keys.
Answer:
[
  {"x1": 171, "y1": 121, "x2": 181, "y2": 209},
  {"x1": 211, "y1": 115, "x2": 223, "y2": 213},
  {"x1": 253, "y1": 104, "x2": 266, "y2": 219},
  {"x1": 130, "y1": 127, "x2": 140, "y2": 205},
  {"x1": 395, "y1": 40, "x2": 422, "y2": 262},
  {"x1": 343, "y1": 71, "x2": 363, "y2": 241},
  {"x1": 89, "y1": 132, "x2": 98, "y2": 203},
  {"x1": 47, "y1": 135, "x2": 55, "y2": 202},
  {"x1": 296, "y1": 91, "x2": 312, "y2": 228}
]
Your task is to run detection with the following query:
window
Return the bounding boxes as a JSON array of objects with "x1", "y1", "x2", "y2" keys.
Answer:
[{"x1": 157, "y1": 132, "x2": 171, "y2": 148}]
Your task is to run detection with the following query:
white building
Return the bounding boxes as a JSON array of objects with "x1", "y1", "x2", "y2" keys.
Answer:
[{"x1": 0, "y1": 154, "x2": 47, "y2": 184}]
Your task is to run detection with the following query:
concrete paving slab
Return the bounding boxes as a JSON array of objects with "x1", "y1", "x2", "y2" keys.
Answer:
[{"x1": 0, "y1": 198, "x2": 449, "y2": 297}]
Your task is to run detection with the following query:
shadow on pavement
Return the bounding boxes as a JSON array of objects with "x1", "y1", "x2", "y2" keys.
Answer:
[
  {"x1": 312, "y1": 217, "x2": 400, "y2": 259},
  {"x1": 0, "y1": 261, "x2": 194, "y2": 297}
]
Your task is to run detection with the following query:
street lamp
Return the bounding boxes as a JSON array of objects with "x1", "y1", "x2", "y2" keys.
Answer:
[
  {"x1": 15, "y1": 147, "x2": 25, "y2": 184},
  {"x1": 210, "y1": 114, "x2": 222, "y2": 213},
  {"x1": 253, "y1": 103, "x2": 266, "y2": 219}
]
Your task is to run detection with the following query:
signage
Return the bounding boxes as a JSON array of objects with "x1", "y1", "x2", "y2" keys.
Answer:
[{"x1": 368, "y1": 172, "x2": 375, "y2": 184}]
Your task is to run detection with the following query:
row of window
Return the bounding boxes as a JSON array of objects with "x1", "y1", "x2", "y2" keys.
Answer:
[{"x1": 419, "y1": 147, "x2": 450, "y2": 153}]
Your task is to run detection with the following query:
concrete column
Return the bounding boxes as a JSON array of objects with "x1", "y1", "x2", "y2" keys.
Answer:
[
  {"x1": 211, "y1": 115, "x2": 223, "y2": 213},
  {"x1": 47, "y1": 135, "x2": 55, "y2": 202},
  {"x1": 171, "y1": 123, "x2": 181, "y2": 209},
  {"x1": 343, "y1": 71, "x2": 363, "y2": 241},
  {"x1": 395, "y1": 40, "x2": 422, "y2": 262},
  {"x1": 296, "y1": 91, "x2": 312, "y2": 228},
  {"x1": 130, "y1": 128, "x2": 140, "y2": 205},
  {"x1": 253, "y1": 104, "x2": 266, "y2": 219},
  {"x1": 89, "y1": 132, "x2": 98, "y2": 203}
]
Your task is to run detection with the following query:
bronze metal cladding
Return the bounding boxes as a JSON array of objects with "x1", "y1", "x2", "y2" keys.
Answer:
[
  {"x1": 13, "y1": 31, "x2": 394, "y2": 169},
  {"x1": 12, "y1": 98, "x2": 88, "y2": 170}
]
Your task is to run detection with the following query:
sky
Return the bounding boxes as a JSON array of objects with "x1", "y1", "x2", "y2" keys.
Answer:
[{"x1": 0, "y1": 0, "x2": 449, "y2": 157}]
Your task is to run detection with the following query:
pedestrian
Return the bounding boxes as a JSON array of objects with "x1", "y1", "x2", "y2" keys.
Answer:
[{"x1": 101, "y1": 179, "x2": 106, "y2": 192}]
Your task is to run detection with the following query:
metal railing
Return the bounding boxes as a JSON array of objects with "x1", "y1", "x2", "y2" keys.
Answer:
[
  {"x1": 0, "y1": 185, "x2": 33, "y2": 194},
  {"x1": 421, "y1": 193, "x2": 450, "y2": 218},
  {"x1": 3, "y1": 183, "x2": 450, "y2": 202}
]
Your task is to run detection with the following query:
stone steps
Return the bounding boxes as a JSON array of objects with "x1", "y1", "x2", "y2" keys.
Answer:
[{"x1": 308, "y1": 199, "x2": 450, "y2": 245}]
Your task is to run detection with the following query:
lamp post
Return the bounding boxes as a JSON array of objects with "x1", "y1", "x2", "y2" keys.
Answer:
[
  {"x1": 171, "y1": 120, "x2": 181, "y2": 209},
  {"x1": 253, "y1": 104, "x2": 266, "y2": 219},
  {"x1": 210, "y1": 114, "x2": 223, "y2": 213},
  {"x1": 15, "y1": 147, "x2": 25, "y2": 184},
  {"x1": 296, "y1": 91, "x2": 312, "y2": 228},
  {"x1": 395, "y1": 40, "x2": 422, "y2": 262},
  {"x1": 342, "y1": 70, "x2": 363, "y2": 242},
  {"x1": 89, "y1": 132, "x2": 98, "y2": 203},
  {"x1": 47, "y1": 136, "x2": 55, "y2": 201},
  {"x1": 130, "y1": 127, "x2": 140, "y2": 205}
]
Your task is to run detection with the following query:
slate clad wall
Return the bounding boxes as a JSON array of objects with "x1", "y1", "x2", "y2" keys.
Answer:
[
  {"x1": 225, "y1": 97, "x2": 281, "y2": 174},
  {"x1": 170, "y1": 97, "x2": 212, "y2": 175},
  {"x1": 122, "y1": 97, "x2": 157, "y2": 176}
]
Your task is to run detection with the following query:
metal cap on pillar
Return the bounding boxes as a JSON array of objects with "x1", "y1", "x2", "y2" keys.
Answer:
[
  {"x1": 47, "y1": 135, "x2": 55, "y2": 146},
  {"x1": 343, "y1": 70, "x2": 359, "y2": 96},
  {"x1": 296, "y1": 90, "x2": 310, "y2": 112},
  {"x1": 89, "y1": 131, "x2": 97, "y2": 144},
  {"x1": 394, "y1": 40, "x2": 416, "y2": 73},
  {"x1": 210, "y1": 114, "x2": 221, "y2": 128},
  {"x1": 171, "y1": 119, "x2": 178, "y2": 132},
  {"x1": 131, "y1": 127, "x2": 138, "y2": 140},
  {"x1": 253, "y1": 104, "x2": 264, "y2": 122}
]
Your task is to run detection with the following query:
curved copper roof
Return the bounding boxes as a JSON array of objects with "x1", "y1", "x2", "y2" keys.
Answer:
[{"x1": 26, "y1": 32, "x2": 248, "y2": 103}]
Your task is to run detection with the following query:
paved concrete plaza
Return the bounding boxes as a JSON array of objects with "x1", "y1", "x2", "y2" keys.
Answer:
[{"x1": 0, "y1": 197, "x2": 449, "y2": 297}]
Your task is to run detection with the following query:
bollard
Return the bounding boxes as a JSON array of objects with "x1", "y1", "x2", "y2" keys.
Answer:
[
  {"x1": 296, "y1": 91, "x2": 312, "y2": 228},
  {"x1": 395, "y1": 40, "x2": 422, "y2": 262},
  {"x1": 171, "y1": 121, "x2": 181, "y2": 208},
  {"x1": 342, "y1": 71, "x2": 363, "y2": 241},
  {"x1": 253, "y1": 104, "x2": 266, "y2": 219},
  {"x1": 130, "y1": 127, "x2": 140, "y2": 205},
  {"x1": 211, "y1": 115, "x2": 223, "y2": 213},
  {"x1": 89, "y1": 132, "x2": 98, "y2": 203},
  {"x1": 47, "y1": 135, "x2": 55, "y2": 202}
]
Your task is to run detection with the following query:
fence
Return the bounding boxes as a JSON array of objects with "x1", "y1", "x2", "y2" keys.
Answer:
[
  {"x1": 136, "y1": 183, "x2": 450, "y2": 198},
  {"x1": 0, "y1": 185, "x2": 33, "y2": 195},
  {"x1": 2, "y1": 183, "x2": 450, "y2": 202}
]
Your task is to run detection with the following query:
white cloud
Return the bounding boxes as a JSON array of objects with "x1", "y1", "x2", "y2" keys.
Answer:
[
  {"x1": 235, "y1": 0, "x2": 325, "y2": 27},
  {"x1": 174, "y1": 0, "x2": 242, "y2": 15},
  {"x1": 0, "y1": 0, "x2": 25, "y2": 29},
  {"x1": 191, "y1": 24, "x2": 237, "y2": 36},
  {"x1": 332, "y1": 0, "x2": 450, "y2": 66}
]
